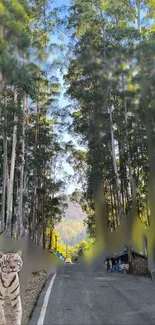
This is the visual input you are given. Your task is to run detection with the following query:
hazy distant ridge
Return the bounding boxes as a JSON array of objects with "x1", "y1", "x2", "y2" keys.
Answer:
[{"x1": 56, "y1": 196, "x2": 87, "y2": 246}]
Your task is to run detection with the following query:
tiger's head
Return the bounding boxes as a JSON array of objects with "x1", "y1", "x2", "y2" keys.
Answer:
[{"x1": 0, "y1": 250, "x2": 23, "y2": 274}]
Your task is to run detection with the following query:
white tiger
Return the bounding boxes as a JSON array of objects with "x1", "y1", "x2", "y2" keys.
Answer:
[{"x1": 0, "y1": 250, "x2": 23, "y2": 325}]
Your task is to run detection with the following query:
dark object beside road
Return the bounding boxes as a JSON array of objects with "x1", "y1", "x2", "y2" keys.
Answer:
[{"x1": 105, "y1": 248, "x2": 149, "y2": 276}]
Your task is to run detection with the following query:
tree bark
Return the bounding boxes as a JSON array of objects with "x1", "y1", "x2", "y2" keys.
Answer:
[
  {"x1": 136, "y1": 0, "x2": 141, "y2": 33},
  {"x1": 1, "y1": 93, "x2": 7, "y2": 231},
  {"x1": 1, "y1": 133, "x2": 7, "y2": 232},
  {"x1": 122, "y1": 73, "x2": 136, "y2": 202},
  {"x1": 0, "y1": 23, "x2": 3, "y2": 88},
  {"x1": 109, "y1": 105, "x2": 123, "y2": 219},
  {"x1": 48, "y1": 229, "x2": 53, "y2": 250},
  {"x1": 6, "y1": 92, "x2": 18, "y2": 236},
  {"x1": 31, "y1": 93, "x2": 39, "y2": 241},
  {"x1": 23, "y1": 95, "x2": 29, "y2": 230},
  {"x1": 17, "y1": 96, "x2": 27, "y2": 236},
  {"x1": 42, "y1": 194, "x2": 45, "y2": 248}
]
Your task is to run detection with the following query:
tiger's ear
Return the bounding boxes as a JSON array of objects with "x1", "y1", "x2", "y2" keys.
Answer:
[
  {"x1": 17, "y1": 250, "x2": 22, "y2": 257},
  {"x1": 0, "y1": 252, "x2": 4, "y2": 258}
]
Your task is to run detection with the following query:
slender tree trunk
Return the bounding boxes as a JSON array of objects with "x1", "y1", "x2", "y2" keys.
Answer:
[
  {"x1": 23, "y1": 97, "x2": 28, "y2": 230},
  {"x1": 122, "y1": 74, "x2": 136, "y2": 202},
  {"x1": 6, "y1": 92, "x2": 18, "y2": 236},
  {"x1": 110, "y1": 183, "x2": 115, "y2": 229},
  {"x1": 55, "y1": 234, "x2": 58, "y2": 252},
  {"x1": 17, "y1": 97, "x2": 26, "y2": 236},
  {"x1": 0, "y1": 23, "x2": 3, "y2": 88},
  {"x1": 31, "y1": 94, "x2": 39, "y2": 241},
  {"x1": 136, "y1": 0, "x2": 141, "y2": 32},
  {"x1": 146, "y1": 200, "x2": 150, "y2": 226},
  {"x1": 23, "y1": 171, "x2": 28, "y2": 227},
  {"x1": 1, "y1": 134, "x2": 7, "y2": 231},
  {"x1": 146, "y1": 104, "x2": 155, "y2": 224},
  {"x1": 113, "y1": 190, "x2": 118, "y2": 225},
  {"x1": 118, "y1": 138, "x2": 125, "y2": 212},
  {"x1": 48, "y1": 230, "x2": 53, "y2": 250},
  {"x1": 0, "y1": 23, "x2": 5, "y2": 231},
  {"x1": 42, "y1": 194, "x2": 45, "y2": 248},
  {"x1": 109, "y1": 105, "x2": 123, "y2": 219},
  {"x1": 1, "y1": 93, "x2": 8, "y2": 231}
]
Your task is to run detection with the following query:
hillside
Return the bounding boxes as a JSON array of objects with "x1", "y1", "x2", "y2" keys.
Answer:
[{"x1": 56, "y1": 196, "x2": 87, "y2": 246}]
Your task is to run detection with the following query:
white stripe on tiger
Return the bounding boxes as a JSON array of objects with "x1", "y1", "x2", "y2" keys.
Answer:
[{"x1": 37, "y1": 273, "x2": 56, "y2": 325}]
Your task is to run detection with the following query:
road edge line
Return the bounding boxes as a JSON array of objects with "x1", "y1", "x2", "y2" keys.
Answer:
[{"x1": 37, "y1": 273, "x2": 56, "y2": 325}]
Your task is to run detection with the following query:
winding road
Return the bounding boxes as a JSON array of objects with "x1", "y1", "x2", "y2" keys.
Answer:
[{"x1": 29, "y1": 261, "x2": 155, "y2": 325}]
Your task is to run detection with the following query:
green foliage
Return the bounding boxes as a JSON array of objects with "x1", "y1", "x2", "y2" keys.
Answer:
[
  {"x1": 63, "y1": 0, "x2": 155, "y2": 238},
  {"x1": 0, "y1": 0, "x2": 68, "y2": 243}
]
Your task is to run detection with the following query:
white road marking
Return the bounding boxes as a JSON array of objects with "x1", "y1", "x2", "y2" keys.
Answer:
[{"x1": 37, "y1": 273, "x2": 56, "y2": 325}]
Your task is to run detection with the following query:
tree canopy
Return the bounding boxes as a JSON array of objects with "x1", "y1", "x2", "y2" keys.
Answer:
[{"x1": 1, "y1": 0, "x2": 155, "y2": 254}]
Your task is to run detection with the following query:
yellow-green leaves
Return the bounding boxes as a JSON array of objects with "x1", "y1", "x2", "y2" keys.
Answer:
[
  {"x1": 0, "y1": 1, "x2": 5, "y2": 15},
  {"x1": 11, "y1": 0, "x2": 27, "y2": 18}
]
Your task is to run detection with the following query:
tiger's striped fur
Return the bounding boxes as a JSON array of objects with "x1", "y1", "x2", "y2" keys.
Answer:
[{"x1": 0, "y1": 250, "x2": 23, "y2": 325}]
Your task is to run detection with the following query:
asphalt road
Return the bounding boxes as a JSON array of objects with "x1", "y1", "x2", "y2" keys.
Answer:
[{"x1": 29, "y1": 262, "x2": 155, "y2": 325}]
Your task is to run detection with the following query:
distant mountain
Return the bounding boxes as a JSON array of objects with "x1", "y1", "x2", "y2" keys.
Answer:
[{"x1": 56, "y1": 196, "x2": 87, "y2": 246}]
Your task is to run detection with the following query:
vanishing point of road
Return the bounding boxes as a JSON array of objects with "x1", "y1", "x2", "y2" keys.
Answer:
[{"x1": 29, "y1": 261, "x2": 155, "y2": 325}]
